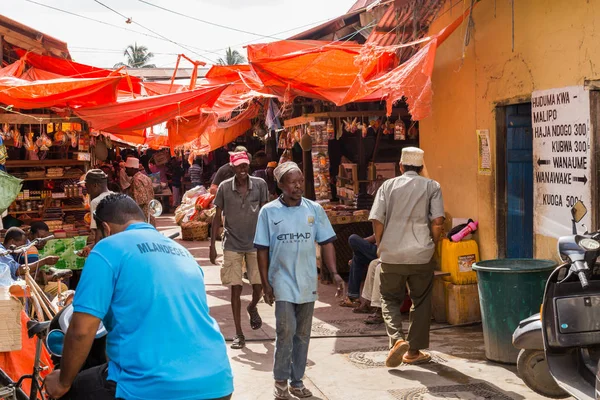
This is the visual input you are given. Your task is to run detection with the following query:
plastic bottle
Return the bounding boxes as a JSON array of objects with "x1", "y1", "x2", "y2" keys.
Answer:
[{"x1": 451, "y1": 220, "x2": 479, "y2": 242}]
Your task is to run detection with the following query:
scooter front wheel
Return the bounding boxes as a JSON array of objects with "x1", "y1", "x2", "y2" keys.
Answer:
[{"x1": 517, "y1": 349, "x2": 569, "y2": 399}]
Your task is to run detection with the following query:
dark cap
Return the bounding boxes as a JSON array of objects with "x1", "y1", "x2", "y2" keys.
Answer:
[{"x1": 78, "y1": 169, "x2": 108, "y2": 185}]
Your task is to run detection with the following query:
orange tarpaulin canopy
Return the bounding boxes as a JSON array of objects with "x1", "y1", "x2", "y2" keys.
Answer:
[
  {"x1": 0, "y1": 75, "x2": 121, "y2": 109},
  {"x1": 15, "y1": 49, "x2": 143, "y2": 94},
  {"x1": 74, "y1": 84, "x2": 228, "y2": 135},
  {"x1": 248, "y1": 9, "x2": 469, "y2": 119},
  {"x1": 167, "y1": 102, "x2": 259, "y2": 154},
  {"x1": 342, "y1": 9, "x2": 470, "y2": 119},
  {"x1": 0, "y1": 60, "x2": 25, "y2": 78},
  {"x1": 247, "y1": 40, "x2": 397, "y2": 104}
]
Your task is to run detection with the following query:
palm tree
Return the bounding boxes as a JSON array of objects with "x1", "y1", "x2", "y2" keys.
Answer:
[
  {"x1": 217, "y1": 47, "x2": 246, "y2": 66},
  {"x1": 114, "y1": 43, "x2": 156, "y2": 68}
]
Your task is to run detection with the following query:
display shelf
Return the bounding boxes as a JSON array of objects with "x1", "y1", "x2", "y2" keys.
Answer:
[
  {"x1": 5, "y1": 160, "x2": 87, "y2": 168},
  {"x1": 7, "y1": 210, "x2": 43, "y2": 215},
  {"x1": 18, "y1": 176, "x2": 82, "y2": 182},
  {"x1": 62, "y1": 207, "x2": 87, "y2": 212}
]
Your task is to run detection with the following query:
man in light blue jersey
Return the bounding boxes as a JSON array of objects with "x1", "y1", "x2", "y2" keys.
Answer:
[
  {"x1": 45, "y1": 194, "x2": 233, "y2": 400},
  {"x1": 254, "y1": 162, "x2": 344, "y2": 400}
]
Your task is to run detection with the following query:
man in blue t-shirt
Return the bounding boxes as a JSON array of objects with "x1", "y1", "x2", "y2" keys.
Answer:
[
  {"x1": 45, "y1": 194, "x2": 233, "y2": 400},
  {"x1": 254, "y1": 162, "x2": 344, "y2": 400}
]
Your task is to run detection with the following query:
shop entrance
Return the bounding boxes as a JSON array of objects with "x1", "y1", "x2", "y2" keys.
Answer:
[{"x1": 496, "y1": 103, "x2": 534, "y2": 258}]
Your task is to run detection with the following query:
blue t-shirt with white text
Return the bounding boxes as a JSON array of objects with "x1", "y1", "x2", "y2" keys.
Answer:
[
  {"x1": 73, "y1": 223, "x2": 233, "y2": 400},
  {"x1": 254, "y1": 198, "x2": 336, "y2": 304}
]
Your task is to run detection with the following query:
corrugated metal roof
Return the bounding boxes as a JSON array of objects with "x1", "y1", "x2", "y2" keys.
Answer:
[
  {"x1": 348, "y1": 0, "x2": 380, "y2": 12},
  {"x1": 366, "y1": 0, "x2": 444, "y2": 56},
  {"x1": 123, "y1": 67, "x2": 209, "y2": 81},
  {"x1": 288, "y1": 10, "x2": 363, "y2": 40},
  {"x1": 0, "y1": 14, "x2": 70, "y2": 60}
]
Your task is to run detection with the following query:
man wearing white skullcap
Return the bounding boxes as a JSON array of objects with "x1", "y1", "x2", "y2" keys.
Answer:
[
  {"x1": 369, "y1": 146, "x2": 445, "y2": 368},
  {"x1": 253, "y1": 162, "x2": 344, "y2": 399}
]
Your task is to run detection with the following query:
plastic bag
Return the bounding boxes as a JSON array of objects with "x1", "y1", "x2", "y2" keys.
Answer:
[
  {"x1": 195, "y1": 193, "x2": 215, "y2": 210},
  {"x1": 0, "y1": 171, "x2": 23, "y2": 214}
]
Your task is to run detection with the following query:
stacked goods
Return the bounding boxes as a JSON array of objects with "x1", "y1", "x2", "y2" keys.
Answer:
[
  {"x1": 46, "y1": 167, "x2": 64, "y2": 178},
  {"x1": 310, "y1": 121, "x2": 331, "y2": 201},
  {"x1": 323, "y1": 205, "x2": 369, "y2": 225},
  {"x1": 174, "y1": 186, "x2": 215, "y2": 227}
]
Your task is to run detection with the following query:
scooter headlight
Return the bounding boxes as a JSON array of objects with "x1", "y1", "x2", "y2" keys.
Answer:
[{"x1": 579, "y1": 238, "x2": 600, "y2": 251}]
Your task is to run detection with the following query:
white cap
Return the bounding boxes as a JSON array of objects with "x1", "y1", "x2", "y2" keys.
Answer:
[
  {"x1": 400, "y1": 147, "x2": 424, "y2": 167},
  {"x1": 125, "y1": 157, "x2": 140, "y2": 169}
]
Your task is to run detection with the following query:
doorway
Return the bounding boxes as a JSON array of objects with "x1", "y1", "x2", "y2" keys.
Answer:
[{"x1": 496, "y1": 103, "x2": 534, "y2": 258}]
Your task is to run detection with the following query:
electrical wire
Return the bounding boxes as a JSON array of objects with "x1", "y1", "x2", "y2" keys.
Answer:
[
  {"x1": 137, "y1": 0, "x2": 282, "y2": 40},
  {"x1": 22, "y1": 0, "x2": 217, "y2": 58},
  {"x1": 92, "y1": 0, "x2": 217, "y2": 64}
]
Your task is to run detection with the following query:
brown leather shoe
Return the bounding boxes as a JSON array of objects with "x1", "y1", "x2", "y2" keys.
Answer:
[{"x1": 385, "y1": 340, "x2": 409, "y2": 368}]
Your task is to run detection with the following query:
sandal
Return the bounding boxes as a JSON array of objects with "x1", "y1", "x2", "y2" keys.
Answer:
[
  {"x1": 386, "y1": 340, "x2": 410, "y2": 368},
  {"x1": 364, "y1": 311, "x2": 384, "y2": 325},
  {"x1": 248, "y1": 306, "x2": 262, "y2": 330},
  {"x1": 402, "y1": 351, "x2": 432, "y2": 365},
  {"x1": 231, "y1": 334, "x2": 245, "y2": 349},
  {"x1": 353, "y1": 303, "x2": 373, "y2": 314},
  {"x1": 289, "y1": 385, "x2": 313, "y2": 398},
  {"x1": 274, "y1": 382, "x2": 290, "y2": 400},
  {"x1": 338, "y1": 297, "x2": 360, "y2": 308}
]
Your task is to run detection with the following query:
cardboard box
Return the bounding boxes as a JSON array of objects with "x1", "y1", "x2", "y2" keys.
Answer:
[{"x1": 0, "y1": 289, "x2": 22, "y2": 352}]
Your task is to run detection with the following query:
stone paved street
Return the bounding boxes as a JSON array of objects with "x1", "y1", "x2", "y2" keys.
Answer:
[{"x1": 157, "y1": 216, "x2": 563, "y2": 400}]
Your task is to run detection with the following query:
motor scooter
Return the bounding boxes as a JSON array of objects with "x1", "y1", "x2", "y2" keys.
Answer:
[{"x1": 513, "y1": 200, "x2": 600, "y2": 399}]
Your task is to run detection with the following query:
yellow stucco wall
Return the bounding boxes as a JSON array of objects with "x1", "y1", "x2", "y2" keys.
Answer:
[{"x1": 420, "y1": 0, "x2": 600, "y2": 261}]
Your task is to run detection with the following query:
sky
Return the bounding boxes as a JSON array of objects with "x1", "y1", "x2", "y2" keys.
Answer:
[{"x1": 1, "y1": 0, "x2": 357, "y2": 69}]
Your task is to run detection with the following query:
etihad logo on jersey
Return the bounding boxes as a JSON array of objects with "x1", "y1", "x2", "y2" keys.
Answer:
[{"x1": 277, "y1": 232, "x2": 311, "y2": 244}]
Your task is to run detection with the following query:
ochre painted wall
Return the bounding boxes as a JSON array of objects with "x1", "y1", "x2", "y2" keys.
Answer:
[{"x1": 420, "y1": 0, "x2": 600, "y2": 260}]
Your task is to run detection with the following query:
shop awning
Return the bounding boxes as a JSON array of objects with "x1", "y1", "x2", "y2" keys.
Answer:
[
  {"x1": 0, "y1": 75, "x2": 122, "y2": 109},
  {"x1": 14, "y1": 49, "x2": 143, "y2": 95},
  {"x1": 74, "y1": 84, "x2": 228, "y2": 135},
  {"x1": 248, "y1": 8, "x2": 469, "y2": 120},
  {"x1": 167, "y1": 102, "x2": 259, "y2": 153}
]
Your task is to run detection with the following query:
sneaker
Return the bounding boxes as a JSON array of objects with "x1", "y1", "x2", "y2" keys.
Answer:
[
  {"x1": 289, "y1": 385, "x2": 313, "y2": 398},
  {"x1": 274, "y1": 382, "x2": 290, "y2": 400},
  {"x1": 385, "y1": 340, "x2": 409, "y2": 368}
]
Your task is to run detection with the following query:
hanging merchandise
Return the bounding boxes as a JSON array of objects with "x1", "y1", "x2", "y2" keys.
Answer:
[
  {"x1": 57, "y1": 130, "x2": 69, "y2": 146},
  {"x1": 408, "y1": 123, "x2": 419, "y2": 140},
  {"x1": 0, "y1": 135, "x2": 7, "y2": 166},
  {"x1": 394, "y1": 120, "x2": 406, "y2": 140},
  {"x1": 39, "y1": 132, "x2": 52, "y2": 151},
  {"x1": 361, "y1": 117, "x2": 368, "y2": 138},
  {"x1": 278, "y1": 130, "x2": 288, "y2": 150},
  {"x1": 326, "y1": 119, "x2": 335, "y2": 141},
  {"x1": 25, "y1": 128, "x2": 36, "y2": 152},
  {"x1": 13, "y1": 127, "x2": 23, "y2": 148},
  {"x1": 309, "y1": 121, "x2": 331, "y2": 201},
  {"x1": 279, "y1": 148, "x2": 292, "y2": 164},
  {"x1": 67, "y1": 131, "x2": 78, "y2": 148}
]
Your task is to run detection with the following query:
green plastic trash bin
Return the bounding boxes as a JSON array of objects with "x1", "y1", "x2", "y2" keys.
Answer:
[{"x1": 472, "y1": 259, "x2": 556, "y2": 364}]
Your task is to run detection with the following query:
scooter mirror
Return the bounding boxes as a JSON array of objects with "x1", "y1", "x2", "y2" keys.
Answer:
[
  {"x1": 571, "y1": 200, "x2": 588, "y2": 223},
  {"x1": 148, "y1": 199, "x2": 163, "y2": 219},
  {"x1": 46, "y1": 329, "x2": 65, "y2": 357}
]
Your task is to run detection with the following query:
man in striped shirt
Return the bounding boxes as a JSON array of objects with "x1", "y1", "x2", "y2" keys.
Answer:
[{"x1": 189, "y1": 156, "x2": 203, "y2": 188}]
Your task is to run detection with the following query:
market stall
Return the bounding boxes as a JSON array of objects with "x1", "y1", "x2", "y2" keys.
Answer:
[
  {"x1": 282, "y1": 108, "x2": 421, "y2": 276},
  {"x1": 1, "y1": 115, "x2": 92, "y2": 239}
]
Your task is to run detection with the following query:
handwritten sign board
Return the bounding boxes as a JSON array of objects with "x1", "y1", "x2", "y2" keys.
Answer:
[{"x1": 532, "y1": 86, "x2": 592, "y2": 238}]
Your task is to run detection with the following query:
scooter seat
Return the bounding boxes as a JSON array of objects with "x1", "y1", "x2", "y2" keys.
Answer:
[{"x1": 27, "y1": 320, "x2": 51, "y2": 339}]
